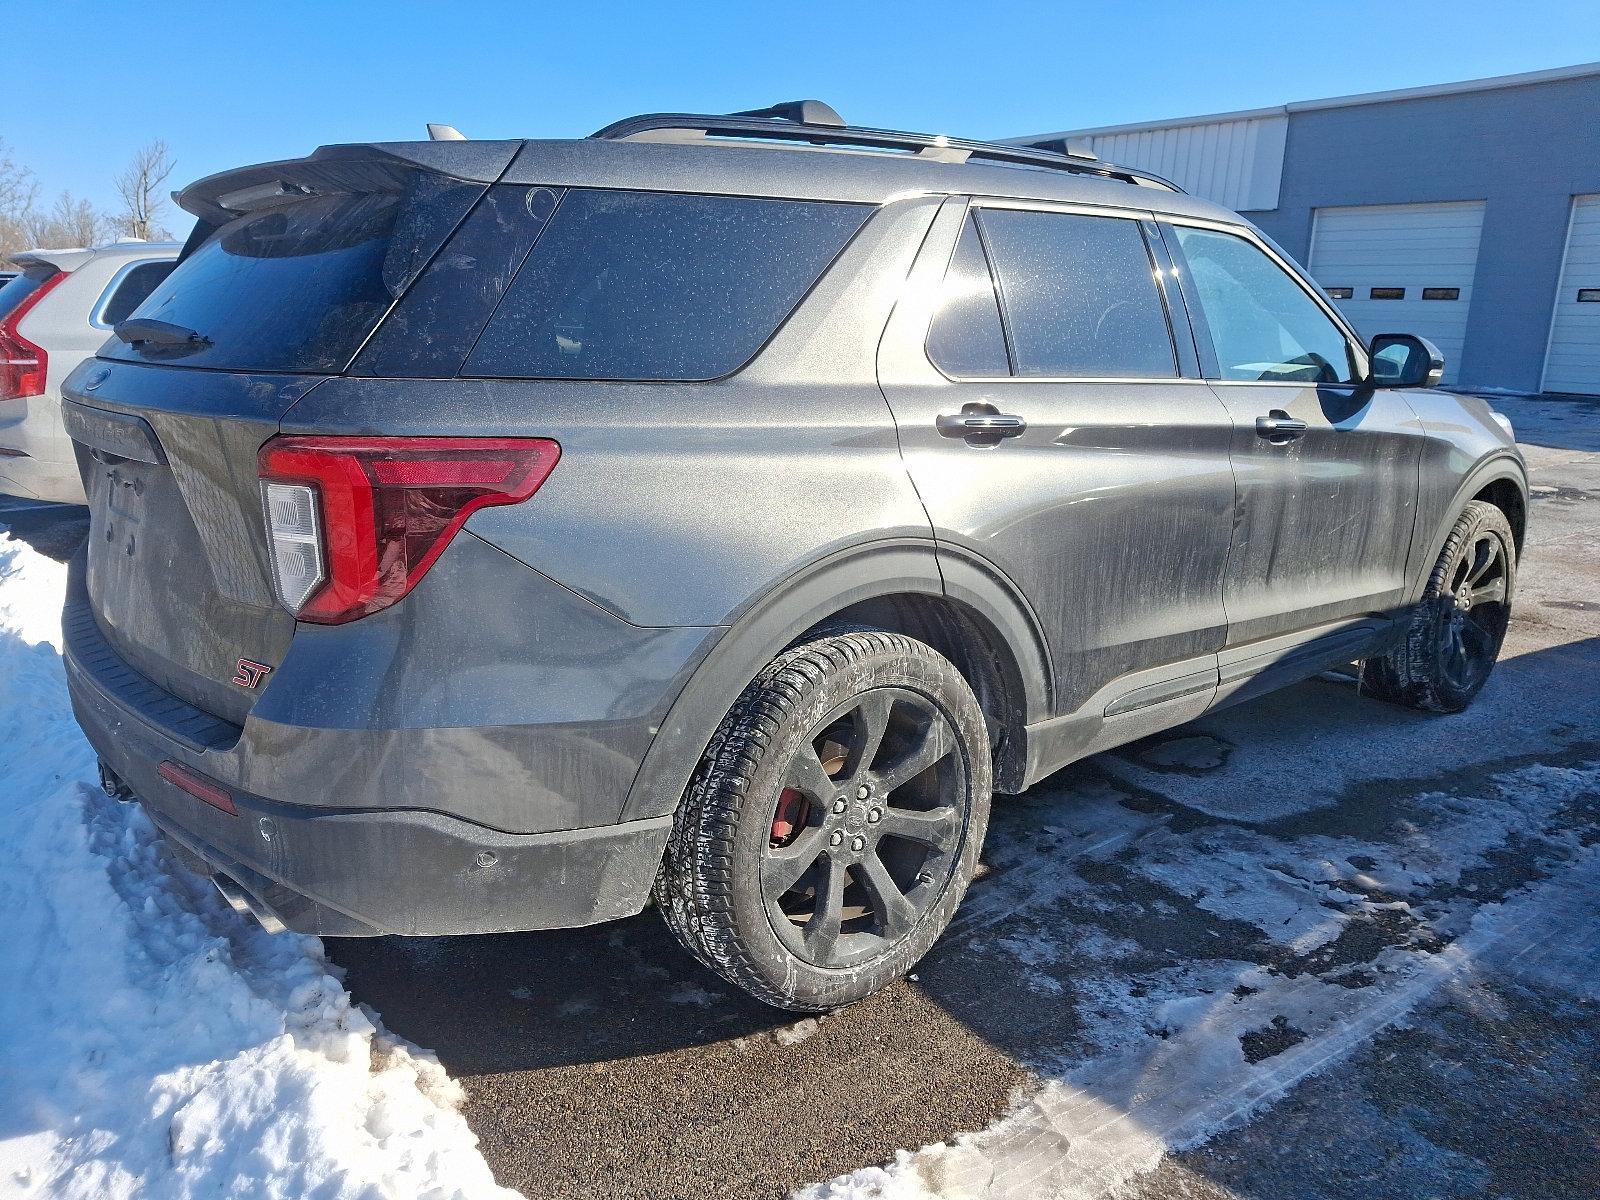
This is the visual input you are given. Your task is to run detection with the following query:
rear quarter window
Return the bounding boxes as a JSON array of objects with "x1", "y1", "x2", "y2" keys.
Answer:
[
  {"x1": 462, "y1": 190, "x2": 871, "y2": 382},
  {"x1": 95, "y1": 260, "x2": 177, "y2": 327}
]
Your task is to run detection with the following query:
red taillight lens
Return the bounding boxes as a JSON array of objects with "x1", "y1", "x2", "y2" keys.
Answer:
[
  {"x1": 0, "y1": 270, "x2": 69, "y2": 401},
  {"x1": 257, "y1": 436, "x2": 561, "y2": 624}
]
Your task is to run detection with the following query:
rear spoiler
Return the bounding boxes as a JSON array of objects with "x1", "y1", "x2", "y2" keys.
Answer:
[
  {"x1": 174, "y1": 140, "x2": 524, "y2": 226},
  {"x1": 7, "y1": 247, "x2": 97, "y2": 273}
]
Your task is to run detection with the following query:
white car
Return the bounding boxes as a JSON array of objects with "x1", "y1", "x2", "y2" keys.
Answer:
[{"x1": 0, "y1": 241, "x2": 180, "y2": 504}]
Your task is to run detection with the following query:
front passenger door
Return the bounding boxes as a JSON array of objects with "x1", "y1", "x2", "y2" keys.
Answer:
[{"x1": 1163, "y1": 221, "x2": 1424, "y2": 651}]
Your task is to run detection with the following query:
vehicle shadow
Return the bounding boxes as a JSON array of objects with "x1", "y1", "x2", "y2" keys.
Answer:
[
  {"x1": 0, "y1": 498, "x2": 89, "y2": 563},
  {"x1": 327, "y1": 914, "x2": 786, "y2": 1072}
]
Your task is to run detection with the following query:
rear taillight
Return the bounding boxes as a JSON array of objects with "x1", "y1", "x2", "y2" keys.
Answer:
[
  {"x1": 257, "y1": 436, "x2": 561, "y2": 624},
  {"x1": 0, "y1": 270, "x2": 68, "y2": 401}
]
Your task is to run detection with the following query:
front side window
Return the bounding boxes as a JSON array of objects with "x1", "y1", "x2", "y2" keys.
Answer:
[
  {"x1": 977, "y1": 208, "x2": 1176, "y2": 379},
  {"x1": 464, "y1": 190, "x2": 870, "y2": 381},
  {"x1": 1172, "y1": 225, "x2": 1358, "y2": 384}
]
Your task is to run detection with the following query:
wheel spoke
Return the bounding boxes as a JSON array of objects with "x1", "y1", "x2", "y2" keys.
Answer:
[
  {"x1": 803, "y1": 853, "x2": 847, "y2": 961},
  {"x1": 762, "y1": 825, "x2": 826, "y2": 896},
  {"x1": 857, "y1": 850, "x2": 917, "y2": 939},
  {"x1": 875, "y1": 715, "x2": 956, "y2": 794},
  {"x1": 787, "y1": 743, "x2": 838, "y2": 803},
  {"x1": 1440, "y1": 624, "x2": 1466, "y2": 683},
  {"x1": 878, "y1": 804, "x2": 961, "y2": 852},
  {"x1": 1460, "y1": 617, "x2": 1493, "y2": 656},
  {"x1": 844, "y1": 692, "x2": 895, "y2": 777},
  {"x1": 1470, "y1": 577, "x2": 1506, "y2": 606},
  {"x1": 1465, "y1": 538, "x2": 1499, "y2": 585}
]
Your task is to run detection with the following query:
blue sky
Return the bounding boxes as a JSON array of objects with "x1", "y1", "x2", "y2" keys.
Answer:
[{"x1": 9, "y1": 0, "x2": 1600, "y2": 222}]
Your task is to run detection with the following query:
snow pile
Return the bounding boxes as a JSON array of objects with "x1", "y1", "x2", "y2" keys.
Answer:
[{"x1": 0, "y1": 534, "x2": 517, "y2": 1200}]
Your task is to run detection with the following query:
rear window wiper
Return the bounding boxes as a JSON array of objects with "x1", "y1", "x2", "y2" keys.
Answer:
[{"x1": 113, "y1": 318, "x2": 212, "y2": 353}]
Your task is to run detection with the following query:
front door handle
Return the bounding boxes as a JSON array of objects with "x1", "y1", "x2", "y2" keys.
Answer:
[
  {"x1": 1255, "y1": 411, "x2": 1308, "y2": 444},
  {"x1": 937, "y1": 402, "x2": 1028, "y2": 444}
]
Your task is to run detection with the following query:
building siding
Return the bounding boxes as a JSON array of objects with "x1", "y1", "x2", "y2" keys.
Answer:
[
  {"x1": 1083, "y1": 115, "x2": 1287, "y2": 212},
  {"x1": 1249, "y1": 73, "x2": 1600, "y2": 393}
]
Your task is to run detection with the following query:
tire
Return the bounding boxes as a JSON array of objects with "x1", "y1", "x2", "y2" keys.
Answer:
[
  {"x1": 654, "y1": 629, "x2": 992, "y2": 1012},
  {"x1": 1359, "y1": 500, "x2": 1516, "y2": 713}
]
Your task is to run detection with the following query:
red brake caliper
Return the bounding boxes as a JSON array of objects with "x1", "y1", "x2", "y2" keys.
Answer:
[{"x1": 771, "y1": 787, "x2": 807, "y2": 847}]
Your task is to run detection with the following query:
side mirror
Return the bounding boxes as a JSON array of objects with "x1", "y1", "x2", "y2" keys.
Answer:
[{"x1": 1368, "y1": 333, "x2": 1444, "y2": 388}]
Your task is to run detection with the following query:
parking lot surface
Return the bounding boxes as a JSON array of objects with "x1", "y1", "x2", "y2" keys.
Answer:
[{"x1": 5, "y1": 394, "x2": 1595, "y2": 1199}]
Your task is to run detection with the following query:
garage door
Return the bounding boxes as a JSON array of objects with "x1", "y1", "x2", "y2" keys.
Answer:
[
  {"x1": 1308, "y1": 201, "x2": 1485, "y2": 386},
  {"x1": 1543, "y1": 195, "x2": 1600, "y2": 396}
]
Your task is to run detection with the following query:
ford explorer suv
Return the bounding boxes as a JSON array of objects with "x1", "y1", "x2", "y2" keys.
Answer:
[
  {"x1": 59, "y1": 102, "x2": 1526, "y2": 1011},
  {"x1": 0, "y1": 241, "x2": 179, "y2": 504}
]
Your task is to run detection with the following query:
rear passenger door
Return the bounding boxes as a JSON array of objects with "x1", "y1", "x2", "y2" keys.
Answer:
[
  {"x1": 878, "y1": 197, "x2": 1237, "y2": 734},
  {"x1": 1161, "y1": 220, "x2": 1424, "y2": 658}
]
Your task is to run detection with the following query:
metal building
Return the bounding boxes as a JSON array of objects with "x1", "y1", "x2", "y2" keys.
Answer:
[{"x1": 1006, "y1": 63, "x2": 1600, "y2": 396}]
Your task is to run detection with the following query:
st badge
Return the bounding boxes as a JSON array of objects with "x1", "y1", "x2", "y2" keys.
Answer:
[{"x1": 232, "y1": 659, "x2": 273, "y2": 690}]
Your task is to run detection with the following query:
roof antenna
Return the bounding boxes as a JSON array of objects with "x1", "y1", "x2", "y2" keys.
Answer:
[{"x1": 427, "y1": 123, "x2": 466, "y2": 141}]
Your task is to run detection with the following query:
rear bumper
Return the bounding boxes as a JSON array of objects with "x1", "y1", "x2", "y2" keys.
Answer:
[
  {"x1": 0, "y1": 397, "x2": 87, "y2": 505},
  {"x1": 62, "y1": 544, "x2": 693, "y2": 936},
  {"x1": 72, "y1": 668, "x2": 673, "y2": 936}
]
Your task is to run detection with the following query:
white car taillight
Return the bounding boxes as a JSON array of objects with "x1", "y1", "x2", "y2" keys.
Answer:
[{"x1": 261, "y1": 481, "x2": 325, "y2": 612}]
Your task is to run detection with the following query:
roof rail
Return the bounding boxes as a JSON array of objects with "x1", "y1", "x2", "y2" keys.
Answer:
[{"x1": 588, "y1": 104, "x2": 1182, "y2": 192}]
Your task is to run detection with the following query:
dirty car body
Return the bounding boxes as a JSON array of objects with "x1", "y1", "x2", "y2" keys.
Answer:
[{"x1": 59, "y1": 108, "x2": 1525, "y2": 998}]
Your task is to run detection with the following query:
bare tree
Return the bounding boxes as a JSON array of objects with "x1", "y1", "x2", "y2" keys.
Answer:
[
  {"x1": 113, "y1": 139, "x2": 175, "y2": 241},
  {"x1": 22, "y1": 192, "x2": 117, "y2": 251},
  {"x1": 0, "y1": 139, "x2": 40, "y2": 263}
]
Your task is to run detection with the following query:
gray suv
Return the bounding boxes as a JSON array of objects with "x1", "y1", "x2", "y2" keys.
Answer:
[{"x1": 60, "y1": 103, "x2": 1527, "y2": 1011}]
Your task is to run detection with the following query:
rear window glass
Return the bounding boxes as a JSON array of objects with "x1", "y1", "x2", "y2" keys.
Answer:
[
  {"x1": 463, "y1": 190, "x2": 871, "y2": 382},
  {"x1": 103, "y1": 178, "x2": 481, "y2": 373},
  {"x1": 96, "y1": 260, "x2": 176, "y2": 327},
  {"x1": 0, "y1": 266, "x2": 53, "y2": 322}
]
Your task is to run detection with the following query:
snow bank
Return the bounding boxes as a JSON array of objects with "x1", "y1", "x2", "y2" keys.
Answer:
[{"x1": 0, "y1": 534, "x2": 517, "y2": 1200}]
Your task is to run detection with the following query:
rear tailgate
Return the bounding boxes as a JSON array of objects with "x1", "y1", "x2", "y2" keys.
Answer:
[
  {"x1": 61, "y1": 147, "x2": 504, "y2": 726},
  {"x1": 65, "y1": 368, "x2": 318, "y2": 726}
]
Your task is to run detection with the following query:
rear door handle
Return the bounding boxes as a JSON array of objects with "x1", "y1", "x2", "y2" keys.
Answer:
[
  {"x1": 1255, "y1": 411, "x2": 1308, "y2": 444},
  {"x1": 937, "y1": 403, "x2": 1028, "y2": 444}
]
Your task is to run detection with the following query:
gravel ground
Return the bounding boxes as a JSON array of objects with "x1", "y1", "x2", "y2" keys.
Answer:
[{"x1": 7, "y1": 394, "x2": 1596, "y2": 1200}]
